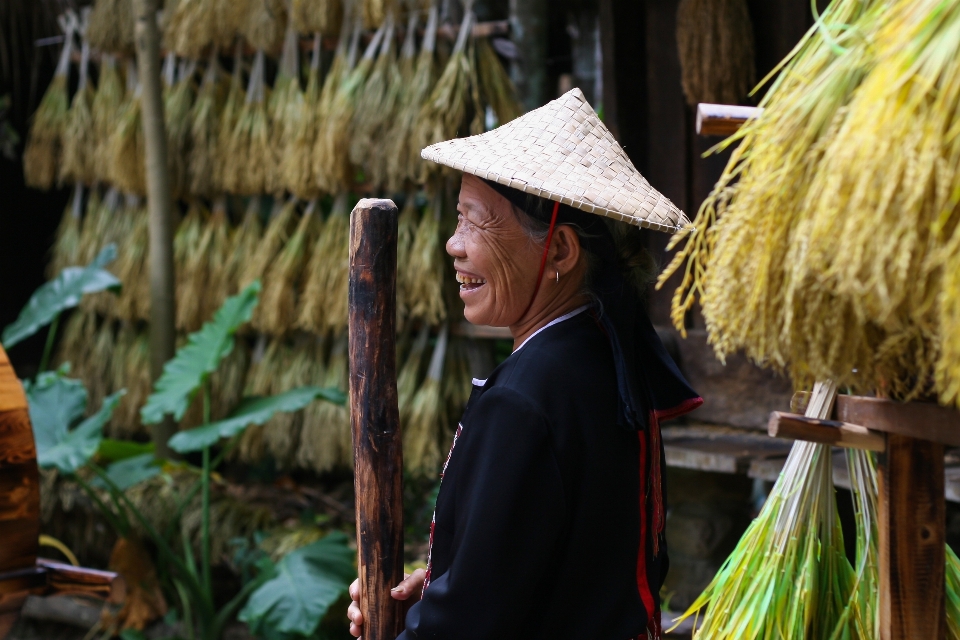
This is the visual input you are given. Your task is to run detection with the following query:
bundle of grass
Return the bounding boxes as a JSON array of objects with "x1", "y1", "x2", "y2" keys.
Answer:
[
  {"x1": 55, "y1": 310, "x2": 97, "y2": 378},
  {"x1": 213, "y1": 0, "x2": 247, "y2": 49},
  {"x1": 411, "y1": 3, "x2": 478, "y2": 183},
  {"x1": 200, "y1": 198, "x2": 233, "y2": 323},
  {"x1": 397, "y1": 325, "x2": 429, "y2": 426},
  {"x1": 279, "y1": 34, "x2": 323, "y2": 199},
  {"x1": 237, "y1": 337, "x2": 291, "y2": 462},
  {"x1": 292, "y1": 0, "x2": 343, "y2": 36},
  {"x1": 48, "y1": 184, "x2": 86, "y2": 279},
  {"x1": 262, "y1": 335, "x2": 322, "y2": 466},
  {"x1": 298, "y1": 332, "x2": 349, "y2": 471},
  {"x1": 92, "y1": 55, "x2": 124, "y2": 183},
  {"x1": 404, "y1": 325, "x2": 447, "y2": 476},
  {"x1": 82, "y1": 192, "x2": 133, "y2": 316},
  {"x1": 78, "y1": 187, "x2": 120, "y2": 266},
  {"x1": 442, "y1": 335, "x2": 472, "y2": 422},
  {"x1": 23, "y1": 12, "x2": 77, "y2": 190},
  {"x1": 210, "y1": 335, "x2": 251, "y2": 421},
  {"x1": 675, "y1": 0, "x2": 755, "y2": 106},
  {"x1": 243, "y1": 0, "x2": 288, "y2": 55},
  {"x1": 387, "y1": 2, "x2": 438, "y2": 191},
  {"x1": 406, "y1": 192, "x2": 446, "y2": 325},
  {"x1": 475, "y1": 35, "x2": 522, "y2": 126},
  {"x1": 395, "y1": 193, "x2": 420, "y2": 326},
  {"x1": 296, "y1": 193, "x2": 349, "y2": 332},
  {"x1": 84, "y1": 317, "x2": 117, "y2": 414},
  {"x1": 113, "y1": 196, "x2": 150, "y2": 321},
  {"x1": 314, "y1": 20, "x2": 386, "y2": 194},
  {"x1": 188, "y1": 53, "x2": 221, "y2": 198},
  {"x1": 362, "y1": 0, "x2": 395, "y2": 29},
  {"x1": 87, "y1": 0, "x2": 134, "y2": 56},
  {"x1": 258, "y1": 200, "x2": 322, "y2": 335},
  {"x1": 59, "y1": 29, "x2": 96, "y2": 186},
  {"x1": 227, "y1": 197, "x2": 265, "y2": 295},
  {"x1": 223, "y1": 50, "x2": 274, "y2": 195},
  {"x1": 108, "y1": 323, "x2": 137, "y2": 436},
  {"x1": 109, "y1": 61, "x2": 147, "y2": 195},
  {"x1": 216, "y1": 43, "x2": 246, "y2": 193},
  {"x1": 113, "y1": 325, "x2": 152, "y2": 438},
  {"x1": 241, "y1": 196, "x2": 298, "y2": 290},
  {"x1": 164, "y1": 0, "x2": 216, "y2": 59},
  {"x1": 164, "y1": 57, "x2": 198, "y2": 200},
  {"x1": 270, "y1": 23, "x2": 302, "y2": 129},
  {"x1": 174, "y1": 201, "x2": 207, "y2": 330},
  {"x1": 180, "y1": 199, "x2": 231, "y2": 332}
]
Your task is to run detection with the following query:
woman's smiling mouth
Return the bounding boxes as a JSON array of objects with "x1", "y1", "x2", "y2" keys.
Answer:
[{"x1": 456, "y1": 271, "x2": 487, "y2": 293}]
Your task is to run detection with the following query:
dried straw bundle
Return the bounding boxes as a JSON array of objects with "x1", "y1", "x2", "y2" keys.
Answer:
[
  {"x1": 442, "y1": 335, "x2": 472, "y2": 421},
  {"x1": 113, "y1": 197, "x2": 150, "y2": 321},
  {"x1": 227, "y1": 198, "x2": 265, "y2": 295},
  {"x1": 164, "y1": 57, "x2": 198, "y2": 200},
  {"x1": 85, "y1": 318, "x2": 117, "y2": 413},
  {"x1": 188, "y1": 54, "x2": 221, "y2": 198},
  {"x1": 164, "y1": 0, "x2": 216, "y2": 59},
  {"x1": 292, "y1": 0, "x2": 343, "y2": 36},
  {"x1": 269, "y1": 23, "x2": 301, "y2": 129},
  {"x1": 237, "y1": 336, "x2": 289, "y2": 461},
  {"x1": 298, "y1": 332, "x2": 350, "y2": 471},
  {"x1": 78, "y1": 188, "x2": 120, "y2": 266},
  {"x1": 404, "y1": 325, "x2": 447, "y2": 476},
  {"x1": 23, "y1": 13, "x2": 76, "y2": 190},
  {"x1": 314, "y1": 21, "x2": 385, "y2": 193},
  {"x1": 82, "y1": 192, "x2": 133, "y2": 316},
  {"x1": 60, "y1": 36, "x2": 96, "y2": 186},
  {"x1": 397, "y1": 325, "x2": 429, "y2": 426},
  {"x1": 242, "y1": 196, "x2": 298, "y2": 290},
  {"x1": 475, "y1": 36, "x2": 521, "y2": 126},
  {"x1": 362, "y1": 0, "x2": 396, "y2": 29},
  {"x1": 296, "y1": 194, "x2": 349, "y2": 332},
  {"x1": 395, "y1": 193, "x2": 419, "y2": 325},
  {"x1": 210, "y1": 336, "x2": 250, "y2": 421},
  {"x1": 48, "y1": 185, "x2": 86, "y2": 279},
  {"x1": 213, "y1": 0, "x2": 247, "y2": 49},
  {"x1": 279, "y1": 34, "x2": 323, "y2": 199},
  {"x1": 223, "y1": 50, "x2": 275, "y2": 195},
  {"x1": 258, "y1": 201, "x2": 322, "y2": 335},
  {"x1": 109, "y1": 61, "x2": 147, "y2": 195},
  {"x1": 55, "y1": 310, "x2": 97, "y2": 377},
  {"x1": 174, "y1": 201, "x2": 206, "y2": 330},
  {"x1": 675, "y1": 0, "x2": 755, "y2": 106},
  {"x1": 387, "y1": 4, "x2": 438, "y2": 191},
  {"x1": 181, "y1": 199, "x2": 232, "y2": 331},
  {"x1": 109, "y1": 324, "x2": 152, "y2": 438},
  {"x1": 87, "y1": 0, "x2": 134, "y2": 56},
  {"x1": 216, "y1": 44, "x2": 246, "y2": 193},
  {"x1": 262, "y1": 336, "x2": 323, "y2": 466},
  {"x1": 406, "y1": 194, "x2": 446, "y2": 325},
  {"x1": 243, "y1": 0, "x2": 288, "y2": 55},
  {"x1": 92, "y1": 55, "x2": 124, "y2": 183}
]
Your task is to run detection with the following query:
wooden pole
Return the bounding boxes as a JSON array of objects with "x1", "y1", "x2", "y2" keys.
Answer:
[
  {"x1": 348, "y1": 198, "x2": 405, "y2": 640},
  {"x1": 132, "y1": 0, "x2": 177, "y2": 458}
]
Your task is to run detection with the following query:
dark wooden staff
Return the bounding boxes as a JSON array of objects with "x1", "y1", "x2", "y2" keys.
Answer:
[{"x1": 348, "y1": 198, "x2": 405, "y2": 640}]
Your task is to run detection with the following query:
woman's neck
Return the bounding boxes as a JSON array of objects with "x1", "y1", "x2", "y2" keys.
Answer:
[{"x1": 509, "y1": 293, "x2": 591, "y2": 351}]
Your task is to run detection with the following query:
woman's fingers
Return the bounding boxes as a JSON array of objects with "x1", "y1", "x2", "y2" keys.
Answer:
[
  {"x1": 348, "y1": 599, "x2": 364, "y2": 637},
  {"x1": 390, "y1": 568, "x2": 427, "y2": 601},
  {"x1": 349, "y1": 578, "x2": 360, "y2": 601}
]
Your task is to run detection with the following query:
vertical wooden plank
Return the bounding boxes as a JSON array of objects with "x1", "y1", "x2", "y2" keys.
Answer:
[
  {"x1": 878, "y1": 434, "x2": 946, "y2": 640},
  {"x1": 508, "y1": 0, "x2": 548, "y2": 111},
  {"x1": 599, "y1": 0, "x2": 647, "y2": 172},
  {"x1": 348, "y1": 198, "x2": 405, "y2": 640}
]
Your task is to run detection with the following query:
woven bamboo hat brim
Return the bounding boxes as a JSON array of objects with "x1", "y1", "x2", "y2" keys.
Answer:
[{"x1": 421, "y1": 88, "x2": 689, "y2": 233}]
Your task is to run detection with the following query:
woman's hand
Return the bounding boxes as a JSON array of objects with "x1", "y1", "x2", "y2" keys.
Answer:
[{"x1": 348, "y1": 569, "x2": 427, "y2": 638}]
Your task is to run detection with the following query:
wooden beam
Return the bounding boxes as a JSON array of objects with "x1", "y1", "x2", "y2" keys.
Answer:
[
  {"x1": 767, "y1": 411, "x2": 886, "y2": 452},
  {"x1": 836, "y1": 395, "x2": 960, "y2": 447},
  {"x1": 36, "y1": 559, "x2": 123, "y2": 601},
  {"x1": 696, "y1": 103, "x2": 762, "y2": 136},
  {"x1": 879, "y1": 434, "x2": 946, "y2": 640}
]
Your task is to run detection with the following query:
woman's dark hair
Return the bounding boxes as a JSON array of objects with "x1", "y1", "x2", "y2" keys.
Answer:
[{"x1": 511, "y1": 193, "x2": 658, "y2": 298}]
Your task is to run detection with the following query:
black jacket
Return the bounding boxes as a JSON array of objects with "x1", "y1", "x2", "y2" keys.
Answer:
[{"x1": 398, "y1": 309, "x2": 696, "y2": 640}]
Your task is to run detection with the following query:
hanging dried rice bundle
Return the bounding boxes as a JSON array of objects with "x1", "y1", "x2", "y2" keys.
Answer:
[
  {"x1": 223, "y1": 50, "x2": 274, "y2": 195},
  {"x1": 442, "y1": 335, "x2": 472, "y2": 422},
  {"x1": 258, "y1": 201, "x2": 322, "y2": 335},
  {"x1": 87, "y1": 0, "x2": 134, "y2": 55},
  {"x1": 174, "y1": 201, "x2": 206, "y2": 330},
  {"x1": 362, "y1": 0, "x2": 395, "y2": 29},
  {"x1": 113, "y1": 196, "x2": 150, "y2": 321},
  {"x1": 237, "y1": 336, "x2": 287, "y2": 460},
  {"x1": 270, "y1": 23, "x2": 302, "y2": 127},
  {"x1": 109, "y1": 324, "x2": 152, "y2": 437},
  {"x1": 92, "y1": 55, "x2": 124, "y2": 183},
  {"x1": 397, "y1": 325, "x2": 429, "y2": 426},
  {"x1": 404, "y1": 325, "x2": 447, "y2": 476},
  {"x1": 109, "y1": 61, "x2": 147, "y2": 195},
  {"x1": 78, "y1": 187, "x2": 120, "y2": 266},
  {"x1": 188, "y1": 53, "x2": 221, "y2": 198},
  {"x1": 475, "y1": 35, "x2": 522, "y2": 126},
  {"x1": 60, "y1": 34, "x2": 96, "y2": 186},
  {"x1": 262, "y1": 335, "x2": 321, "y2": 466},
  {"x1": 387, "y1": 3, "x2": 438, "y2": 191},
  {"x1": 395, "y1": 193, "x2": 419, "y2": 326},
  {"x1": 82, "y1": 191, "x2": 133, "y2": 316},
  {"x1": 280, "y1": 34, "x2": 323, "y2": 199},
  {"x1": 227, "y1": 197, "x2": 265, "y2": 294},
  {"x1": 298, "y1": 332, "x2": 349, "y2": 471},
  {"x1": 84, "y1": 318, "x2": 116, "y2": 413},
  {"x1": 48, "y1": 184, "x2": 86, "y2": 279},
  {"x1": 315, "y1": 19, "x2": 385, "y2": 194},
  {"x1": 242, "y1": 196, "x2": 298, "y2": 290},
  {"x1": 210, "y1": 335, "x2": 250, "y2": 421},
  {"x1": 213, "y1": 0, "x2": 247, "y2": 48},
  {"x1": 164, "y1": 56, "x2": 198, "y2": 199},
  {"x1": 676, "y1": 0, "x2": 755, "y2": 106},
  {"x1": 23, "y1": 13, "x2": 76, "y2": 190},
  {"x1": 292, "y1": 0, "x2": 343, "y2": 36},
  {"x1": 296, "y1": 193, "x2": 349, "y2": 332},
  {"x1": 164, "y1": 0, "x2": 216, "y2": 59},
  {"x1": 406, "y1": 192, "x2": 446, "y2": 325},
  {"x1": 216, "y1": 43, "x2": 246, "y2": 193},
  {"x1": 55, "y1": 309, "x2": 97, "y2": 377},
  {"x1": 181, "y1": 199, "x2": 232, "y2": 331},
  {"x1": 243, "y1": 0, "x2": 288, "y2": 55}
]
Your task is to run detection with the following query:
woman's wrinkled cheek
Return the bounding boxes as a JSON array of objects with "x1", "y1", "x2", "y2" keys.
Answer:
[{"x1": 469, "y1": 232, "x2": 532, "y2": 325}]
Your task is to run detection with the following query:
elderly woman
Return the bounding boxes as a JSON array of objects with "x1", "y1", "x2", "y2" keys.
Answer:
[{"x1": 348, "y1": 89, "x2": 701, "y2": 640}]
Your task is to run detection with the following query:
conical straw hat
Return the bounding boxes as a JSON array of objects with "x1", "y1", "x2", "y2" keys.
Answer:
[{"x1": 421, "y1": 88, "x2": 689, "y2": 233}]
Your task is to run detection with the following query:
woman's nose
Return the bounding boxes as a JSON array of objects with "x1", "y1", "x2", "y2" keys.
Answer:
[{"x1": 446, "y1": 228, "x2": 466, "y2": 258}]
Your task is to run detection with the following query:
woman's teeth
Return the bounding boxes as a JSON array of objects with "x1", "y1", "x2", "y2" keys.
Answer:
[{"x1": 456, "y1": 273, "x2": 487, "y2": 285}]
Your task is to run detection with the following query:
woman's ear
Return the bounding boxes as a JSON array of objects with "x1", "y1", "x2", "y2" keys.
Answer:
[{"x1": 551, "y1": 226, "x2": 582, "y2": 277}]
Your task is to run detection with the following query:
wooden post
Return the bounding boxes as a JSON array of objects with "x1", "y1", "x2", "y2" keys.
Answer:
[
  {"x1": 878, "y1": 434, "x2": 946, "y2": 640},
  {"x1": 133, "y1": 0, "x2": 177, "y2": 458},
  {"x1": 348, "y1": 199, "x2": 405, "y2": 640}
]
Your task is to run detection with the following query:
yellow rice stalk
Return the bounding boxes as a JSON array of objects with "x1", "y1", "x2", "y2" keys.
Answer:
[
  {"x1": 298, "y1": 332, "x2": 349, "y2": 471},
  {"x1": 78, "y1": 188, "x2": 120, "y2": 266},
  {"x1": 237, "y1": 336, "x2": 287, "y2": 461},
  {"x1": 280, "y1": 34, "x2": 323, "y2": 199},
  {"x1": 109, "y1": 61, "x2": 147, "y2": 195},
  {"x1": 216, "y1": 43, "x2": 246, "y2": 193},
  {"x1": 475, "y1": 36, "x2": 522, "y2": 126},
  {"x1": 292, "y1": 0, "x2": 343, "y2": 36},
  {"x1": 314, "y1": 20, "x2": 385, "y2": 194},
  {"x1": 164, "y1": 56, "x2": 198, "y2": 200},
  {"x1": 258, "y1": 201, "x2": 322, "y2": 335},
  {"x1": 406, "y1": 194, "x2": 446, "y2": 325},
  {"x1": 411, "y1": 6, "x2": 476, "y2": 183},
  {"x1": 87, "y1": 0, "x2": 134, "y2": 56},
  {"x1": 48, "y1": 184, "x2": 86, "y2": 279},
  {"x1": 201, "y1": 199, "x2": 233, "y2": 324},
  {"x1": 395, "y1": 193, "x2": 420, "y2": 326},
  {"x1": 113, "y1": 197, "x2": 150, "y2": 322},
  {"x1": 270, "y1": 23, "x2": 302, "y2": 127},
  {"x1": 676, "y1": 0, "x2": 755, "y2": 106},
  {"x1": 213, "y1": 0, "x2": 247, "y2": 49},
  {"x1": 262, "y1": 336, "x2": 320, "y2": 466},
  {"x1": 59, "y1": 38, "x2": 96, "y2": 186},
  {"x1": 224, "y1": 50, "x2": 275, "y2": 195},
  {"x1": 188, "y1": 54, "x2": 221, "y2": 198},
  {"x1": 227, "y1": 198, "x2": 265, "y2": 295},
  {"x1": 362, "y1": 0, "x2": 396, "y2": 29},
  {"x1": 23, "y1": 14, "x2": 75, "y2": 190},
  {"x1": 175, "y1": 201, "x2": 207, "y2": 330},
  {"x1": 387, "y1": 3, "x2": 438, "y2": 191},
  {"x1": 404, "y1": 325, "x2": 447, "y2": 476},
  {"x1": 92, "y1": 55, "x2": 124, "y2": 184},
  {"x1": 164, "y1": 0, "x2": 216, "y2": 59},
  {"x1": 83, "y1": 192, "x2": 134, "y2": 316},
  {"x1": 242, "y1": 196, "x2": 298, "y2": 289},
  {"x1": 244, "y1": 0, "x2": 288, "y2": 55},
  {"x1": 296, "y1": 193, "x2": 349, "y2": 332},
  {"x1": 397, "y1": 325, "x2": 429, "y2": 426}
]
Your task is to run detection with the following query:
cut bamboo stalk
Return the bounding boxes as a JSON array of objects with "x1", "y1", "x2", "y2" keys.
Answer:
[{"x1": 767, "y1": 411, "x2": 885, "y2": 452}]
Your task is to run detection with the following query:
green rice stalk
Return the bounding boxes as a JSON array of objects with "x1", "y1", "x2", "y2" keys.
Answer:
[
  {"x1": 188, "y1": 53, "x2": 221, "y2": 198},
  {"x1": 292, "y1": 0, "x2": 343, "y2": 37},
  {"x1": 109, "y1": 61, "x2": 147, "y2": 195},
  {"x1": 676, "y1": 0, "x2": 755, "y2": 106},
  {"x1": 175, "y1": 201, "x2": 207, "y2": 331},
  {"x1": 387, "y1": 3, "x2": 437, "y2": 191},
  {"x1": 216, "y1": 43, "x2": 246, "y2": 193},
  {"x1": 280, "y1": 34, "x2": 323, "y2": 199},
  {"x1": 296, "y1": 193, "x2": 349, "y2": 332},
  {"x1": 242, "y1": 196, "x2": 298, "y2": 289},
  {"x1": 87, "y1": 0, "x2": 134, "y2": 56},
  {"x1": 395, "y1": 193, "x2": 419, "y2": 326},
  {"x1": 48, "y1": 184, "x2": 86, "y2": 279},
  {"x1": 164, "y1": 0, "x2": 216, "y2": 59},
  {"x1": 224, "y1": 50, "x2": 274, "y2": 195},
  {"x1": 227, "y1": 197, "x2": 265, "y2": 295},
  {"x1": 397, "y1": 325, "x2": 429, "y2": 426},
  {"x1": 315, "y1": 19, "x2": 384, "y2": 194},
  {"x1": 475, "y1": 35, "x2": 522, "y2": 126},
  {"x1": 404, "y1": 325, "x2": 447, "y2": 476},
  {"x1": 298, "y1": 331, "x2": 349, "y2": 471},
  {"x1": 406, "y1": 192, "x2": 446, "y2": 325},
  {"x1": 59, "y1": 37, "x2": 96, "y2": 186},
  {"x1": 92, "y1": 55, "x2": 124, "y2": 184},
  {"x1": 23, "y1": 14, "x2": 75, "y2": 190},
  {"x1": 258, "y1": 200, "x2": 322, "y2": 335},
  {"x1": 243, "y1": 0, "x2": 288, "y2": 55}
]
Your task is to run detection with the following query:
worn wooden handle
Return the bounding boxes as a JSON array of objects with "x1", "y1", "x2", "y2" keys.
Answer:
[
  {"x1": 348, "y1": 199, "x2": 405, "y2": 640},
  {"x1": 767, "y1": 411, "x2": 885, "y2": 452},
  {"x1": 696, "y1": 103, "x2": 762, "y2": 136}
]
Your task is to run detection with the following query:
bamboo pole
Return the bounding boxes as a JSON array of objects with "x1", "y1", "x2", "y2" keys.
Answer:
[{"x1": 133, "y1": 0, "x2": 177, "y2": 458}]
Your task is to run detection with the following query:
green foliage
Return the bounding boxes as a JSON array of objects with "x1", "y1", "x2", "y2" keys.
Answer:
[
  {"x1": 2, "y1": 244, "x2": 120, "y2": 348},
  {"x1": 240, "y1": 532, "x2": 355, "y2": 638},
  {"x1": 141, "y1": 282, "x2": 261, "y2": 424},
  {"x1": 168, "y1": 387, "x2": 344, "y2": 454},
  {"x1": 96, "y1": 453, "x2": 162, "y2": 491},
  {"x1": 98, "y1": 438, "x2": 155, "y2": 463}
]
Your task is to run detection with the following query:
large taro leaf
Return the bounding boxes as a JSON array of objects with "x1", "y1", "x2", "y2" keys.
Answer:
[
  {"x1": 37, "y1": 390, "x2": 125, "y2": 474},
  {"x1": 167, "y1": 386, "x2": 344, "y2": 454},
  {"x1": 239, "y1": 531, "x2": 355, "y2": 637},
  {"x1": 24, "y1": 369, "x2": 88, "y2": 454},
  {"x1": 2, "y1": 244, "x2": 120, "y2": 348},
  {"x1": 94, "y1": 453, "x2": 162, "y2": 490},
  {"x1": 97, "y1": 438, "x2": 155, "y2": 463},
  {"x1": 140, "y1": 281, "x2": 260, "y2": 425}
]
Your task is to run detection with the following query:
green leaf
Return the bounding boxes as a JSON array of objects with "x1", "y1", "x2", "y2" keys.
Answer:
[
  {"x1": 93, "y1": 453, "x2": 162, "y2": 490},
  {"x1": 38, "y1": 391, "x2": 124, "y2": 474},
  {"x1": 239, "y1": 532, "x2": 355, "y2": 637},
  {"x1": 141, "y1": 282, "x2": 261, "y2": 425},
  {"x1": 2, "y1": 245, "x2": 120, "y2": 348},
  {"x1": 167, "y1": 386, "x2": 331, "y2": 454},
  {"x1": 97, "y1": 438, "x2": 155, "y2": 463},
  {"x1": 24, "y1": 371, "x2": 88, "y2": 455}
]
